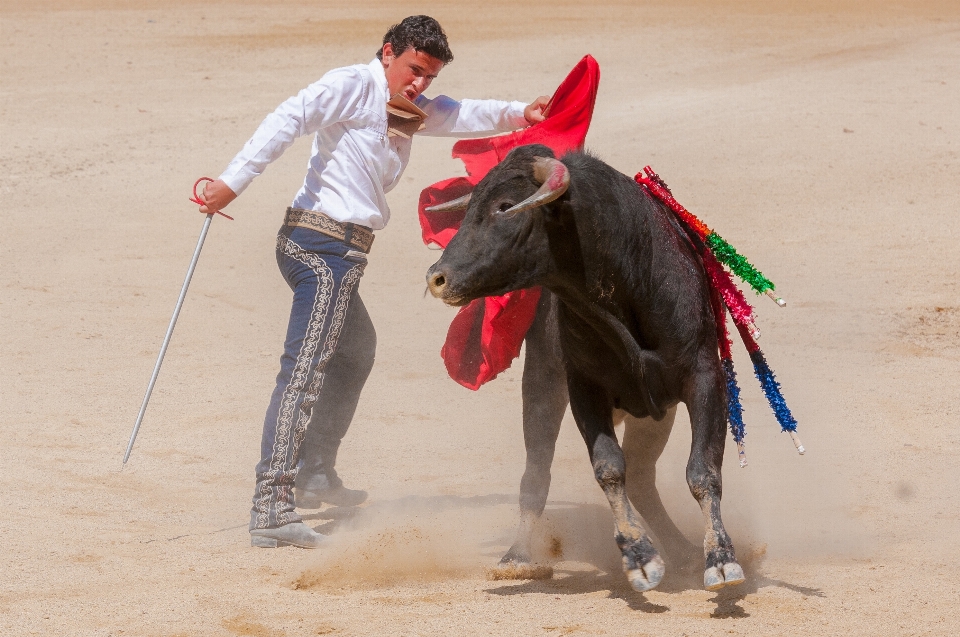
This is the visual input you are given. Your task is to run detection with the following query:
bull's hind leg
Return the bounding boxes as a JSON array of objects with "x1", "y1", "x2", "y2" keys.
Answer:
[
  {"x1": 499, "y1": 292, "x2": 567, "y2": 573},
  {"x1": 622, "y1": 407, "x2": 700, "y2": 570},
  {"x1": 685, "y1": 365, "x2": 745, "y2": 590},
  {"x1": 569, "y1": 376, "x2": 665, "y2": 592}
]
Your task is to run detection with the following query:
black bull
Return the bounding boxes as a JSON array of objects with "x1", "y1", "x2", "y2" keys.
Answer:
[{"x1": 425, "y1": 144, "x2": 745, "y2": 592}]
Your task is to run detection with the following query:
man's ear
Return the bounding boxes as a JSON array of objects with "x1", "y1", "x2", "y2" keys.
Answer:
[{"x1": 381, "y1": 42, "x2": 395, "y2": 66}]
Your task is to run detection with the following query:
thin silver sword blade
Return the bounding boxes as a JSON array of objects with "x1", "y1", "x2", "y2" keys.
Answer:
[{"x1": 123, "y1": 213, "x2": 214, "y2": 465}]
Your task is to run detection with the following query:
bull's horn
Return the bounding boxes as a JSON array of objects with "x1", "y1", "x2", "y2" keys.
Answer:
[
  {"x1": 424, "y1": 192, "x2": 472, "y2": 213},
  {"x1": 499, "y1": 157, "x2": 570, "y2": 216}
]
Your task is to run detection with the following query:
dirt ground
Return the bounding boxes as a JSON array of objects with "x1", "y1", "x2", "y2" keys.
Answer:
[{"x1": 2, "y1": 1, "x2": 959, "y2": 635}]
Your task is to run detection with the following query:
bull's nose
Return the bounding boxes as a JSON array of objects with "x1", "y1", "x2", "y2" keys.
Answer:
[{"x1": 426, "y1": 268, "x2": 448, "y2": 299}]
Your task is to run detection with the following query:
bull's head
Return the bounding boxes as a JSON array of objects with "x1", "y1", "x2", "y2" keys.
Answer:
[{"x1": 425, "y1": 145, "x2": 571, "y2": 306}]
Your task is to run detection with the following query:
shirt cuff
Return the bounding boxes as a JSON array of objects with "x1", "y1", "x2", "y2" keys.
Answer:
[
  {"x1": 506, "y1": 100, "x2": 529, "y2": 130},
  {"x1": 218, "y1": 164, "x2": 256, "y2": 198}
]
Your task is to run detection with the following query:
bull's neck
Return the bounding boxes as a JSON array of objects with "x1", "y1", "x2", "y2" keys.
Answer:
[{"x1": 550, "y1": 198, "x2": 656, "y2": 319}]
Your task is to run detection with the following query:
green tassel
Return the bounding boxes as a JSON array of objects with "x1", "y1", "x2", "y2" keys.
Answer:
[{"x1": 706, "y1": 233, "x2": 775, "y2": 295}]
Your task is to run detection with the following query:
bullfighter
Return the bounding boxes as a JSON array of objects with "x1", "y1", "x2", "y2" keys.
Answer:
[{"x1": 198, "y1": 15, "x2": 549, "y2": 549}]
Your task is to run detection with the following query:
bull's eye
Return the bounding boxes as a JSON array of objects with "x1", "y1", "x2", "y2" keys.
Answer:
[{"x1": 497, "y1": 202, "x2": 513, "y2": 213}]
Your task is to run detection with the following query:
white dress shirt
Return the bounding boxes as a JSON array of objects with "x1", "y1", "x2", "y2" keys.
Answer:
[{"x1": 219, "y1": 58, "x2": 529, "y2": 231}]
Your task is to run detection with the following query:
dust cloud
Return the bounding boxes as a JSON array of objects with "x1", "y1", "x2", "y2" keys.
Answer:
[
  {"x1": 292, "y1": 495, "x2": 516, "y2": 590},
  {"x1": 645, "y1": 372, "x2": 873, "y2": 563},
  {"x1": 294, "y1": 366, "x2": 877, "y2": 592}
]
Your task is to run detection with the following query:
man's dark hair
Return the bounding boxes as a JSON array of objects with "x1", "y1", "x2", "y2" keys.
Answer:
[{"x1": 377, "y1": 15, "x2": 453, "y2": 65}]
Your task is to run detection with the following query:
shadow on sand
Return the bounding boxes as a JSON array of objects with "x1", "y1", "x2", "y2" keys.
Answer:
[
  {"x1": 476, "y1": 500, "x2": 824, "y2": 618},
  {"x1": 178, "y1": 492, "x2": 822, "y2": 617}
]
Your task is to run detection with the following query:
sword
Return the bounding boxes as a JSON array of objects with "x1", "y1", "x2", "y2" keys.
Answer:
[{"x1": 122, "y1": 178, "x2": 233, "y2": 465}]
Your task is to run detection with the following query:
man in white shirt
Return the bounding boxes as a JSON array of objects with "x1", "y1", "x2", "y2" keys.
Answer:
[{"x1": 199, "y1": 15, "x2": 548, "y2": 549}]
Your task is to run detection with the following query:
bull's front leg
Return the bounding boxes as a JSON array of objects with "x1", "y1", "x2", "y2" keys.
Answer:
[
  {"x1": 498, "y1": 293, "x2": 568, "y2": 574},
  {"x1": 684, "y1": 363, "x2": 745, "y2": 590},
  {"x1": 568, "y1": 374, "x2": 665, "y2": 592},
  {"x1": 498, "y1": 374, "x2": 566, "y2": 571}
]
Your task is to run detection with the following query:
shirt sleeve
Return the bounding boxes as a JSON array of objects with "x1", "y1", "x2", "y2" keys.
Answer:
[
  {"x1": 416, "y1": 95, "x2": 529, "y2": 138},
  {"x1": 218, "y1": 67, "x2": 366, "y2": 196}
]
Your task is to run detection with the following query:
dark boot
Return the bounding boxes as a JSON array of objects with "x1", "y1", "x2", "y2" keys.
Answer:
[{"x1": 296, "y1": 483, "x2": 368, "y2": 508}]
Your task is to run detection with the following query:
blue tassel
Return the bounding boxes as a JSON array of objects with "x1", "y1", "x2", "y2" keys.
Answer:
[
  {"x1": 722, "y1": 357, "x2": 746, "y2": 443},
  {"x1": 748, "y1": 349, "x2": 798, "y2": 432}
]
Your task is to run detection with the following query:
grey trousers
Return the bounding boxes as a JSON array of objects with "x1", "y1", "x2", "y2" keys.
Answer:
[
  {"x1": 294, "y1": 293, "x2": 376, "y2": 493},
  {"x1": 250, "y1": 228, "x2": 377, "y2": 530}
]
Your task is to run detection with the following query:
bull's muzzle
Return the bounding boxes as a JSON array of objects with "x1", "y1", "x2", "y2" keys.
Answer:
[
  {"x1": 426, "y1": 264, "x2": 455, "y2": 302},
  {"x1": 427, "y1": 268, "x2": 446, "y2": 297},
  {"x1": 426, "y1": 265, "x2": 470, "y2": 305}
]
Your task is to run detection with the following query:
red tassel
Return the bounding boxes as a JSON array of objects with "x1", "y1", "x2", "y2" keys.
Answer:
[{"x1": 701, "y1": 250, "x2": 760, "y2": 340}]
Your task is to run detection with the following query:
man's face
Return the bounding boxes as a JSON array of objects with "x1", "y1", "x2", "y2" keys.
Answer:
[{"x1": 381, "y1": 42, "x2": 445, "y2": 101}]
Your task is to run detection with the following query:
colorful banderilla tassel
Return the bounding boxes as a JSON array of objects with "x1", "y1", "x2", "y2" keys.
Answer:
[
  {"x1": 710, "y1": 283, "x2": 748, "y2": 467},
  {"x1": 701, "y1": 248, "x2": 760, "y2": 340},
  {"x1": 638, "y1": 165, "x2": 803, "y2": 458},
  {"x1": 635, "y1": 167, "x2": 786, "y2": 307},
  {"x1": 734, "y1": 321, "x2": 805, "y2": 455}
]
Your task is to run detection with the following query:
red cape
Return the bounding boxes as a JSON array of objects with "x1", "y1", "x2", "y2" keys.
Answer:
[{"x1": 418, "y1": 55, "x2": 600, "y2": 389}]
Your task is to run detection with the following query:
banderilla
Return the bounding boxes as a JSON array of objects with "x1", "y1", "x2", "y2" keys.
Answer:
[{"x1": 122, "y1": 178, "x2": 233, "y2": 465}]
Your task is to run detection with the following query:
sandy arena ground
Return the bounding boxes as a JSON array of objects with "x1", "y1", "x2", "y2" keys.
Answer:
[{"x1": 2, "y1": 1, "x2": 959, "y2": 635}]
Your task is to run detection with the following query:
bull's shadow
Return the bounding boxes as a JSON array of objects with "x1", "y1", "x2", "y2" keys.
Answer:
[
  {"x1": 480, "y1": 501, "x2": 823, "y2": 617},
  {"x1": 299, "y1": 492, "x2": 822, "y2": 616},
  {"x1": 480, "y1": 501, "x2": 703, "y2": 597}
]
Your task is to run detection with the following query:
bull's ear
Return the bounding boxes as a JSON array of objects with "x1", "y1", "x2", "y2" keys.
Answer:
[{"x1": 498, "y1": 157, "x2": 570, "y2": 217}]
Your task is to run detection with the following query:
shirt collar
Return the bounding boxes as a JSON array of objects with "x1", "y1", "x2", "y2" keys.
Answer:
[{"x1": 368, "y1": 58, "x2": 388, "y2": 99}]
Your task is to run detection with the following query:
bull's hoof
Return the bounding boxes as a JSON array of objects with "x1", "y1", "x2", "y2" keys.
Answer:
[
  {"x1": 618, "y1": 536, "x2": 665, "y2": 592},
  {"x1": 488, "y1": 560, "x2": 554, "y2": 581},
  {"x1": 626, "y1": 554, "x2": 665, "y2": 592},
  {"x1": 703, "y1": 561, "x2": 746, "y2": 591}
]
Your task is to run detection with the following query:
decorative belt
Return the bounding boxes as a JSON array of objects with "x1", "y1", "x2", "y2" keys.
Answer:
[{"x1": 284, "y1": 207, "x2": 375, "y2": 253}]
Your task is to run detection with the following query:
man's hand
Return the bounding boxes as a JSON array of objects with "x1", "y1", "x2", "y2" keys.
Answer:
[
  {"x1": 524, "y1": 96, "x2": 551, "y2": 125},
  {"x1": 199, "y1": 179, "x2": 237, "y2": 214}
]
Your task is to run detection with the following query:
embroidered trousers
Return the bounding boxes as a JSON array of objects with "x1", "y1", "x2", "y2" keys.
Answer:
[{"x1": 250, "y1": 225, "x2": 375, "y2": 531}]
